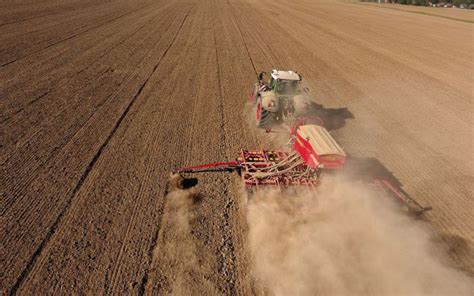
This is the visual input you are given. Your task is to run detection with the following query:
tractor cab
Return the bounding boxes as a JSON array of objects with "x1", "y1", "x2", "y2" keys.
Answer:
[{"x1": 269, "y1": 69, "x2": 301, "y2": 95}]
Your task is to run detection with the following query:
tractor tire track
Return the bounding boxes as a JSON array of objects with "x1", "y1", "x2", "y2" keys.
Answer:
[
  {"x1": 1, "y1": 6, "x2": 182, "y2": 246},
  {"x1": 8, "y1": 13, "x2": 179, "y2": 291},
  {"x1": 0, "y1": 1, "x2": 112, "y2": 29},
  {"x1": 1, "y1": 4, "x2": 184, "y2": 293},
  {"x1": 2, "y1": 0, "x2": 473, "y2": 294},
  {"x1": 105, "y1": 7, "x2": 193, "y2": 294},
  {"x1": 226, "y1": 0, "x2": 273, "y2": 76},
  {"x1": 8, "y1": 59, "x2": 147, "y2": 295},
  {"x1": 0, "y1": 3, "x2": 169, "y2": 127},
  {"x1": 9, "y1": 44, "x2": 151, "y2": 293},
  {"x1": 212, "y1": 15, "x2": 237, "y2": 294},
  {"x1": 226, "y1": 1, "x2": 258, "y2": 77},
  {"x1": 0, "y1": 3, "x2": 151, "y2": 67},
  {"x1": 0, "y1": 6, "x2": 180, "y2": 210},
  {"x1": 7, "y1": 3, "x2": 194, "y2": 294}
]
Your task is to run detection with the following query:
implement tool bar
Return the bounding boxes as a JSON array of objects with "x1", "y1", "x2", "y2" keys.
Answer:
[{"x1": 174, "y1": 161, "x2": 240, "y2": 173}]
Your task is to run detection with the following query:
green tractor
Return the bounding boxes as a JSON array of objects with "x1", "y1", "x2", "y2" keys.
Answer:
[{"x1": 251, "y1": 69, "x2": 312, "y2": 128}]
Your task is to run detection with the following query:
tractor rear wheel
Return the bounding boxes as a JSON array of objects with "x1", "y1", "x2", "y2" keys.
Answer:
[{"x1": 256, "y1": 97, "x2": 276, "y2": 128}]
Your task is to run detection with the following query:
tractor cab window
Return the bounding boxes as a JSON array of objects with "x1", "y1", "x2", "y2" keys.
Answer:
[{"x1": 277, "y1": 79, "x2": 298, "y2": 94}]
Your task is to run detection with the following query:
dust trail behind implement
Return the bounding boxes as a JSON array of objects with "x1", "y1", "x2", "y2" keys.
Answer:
[
  {"x1": 146, "y1": 188, "x2": 218, "y2": 294},
  {"x1": 246, "y1": 178, "x2": 473, "y2": 296},
  {"x1": 1, "y1": 0, "x2": 473, "y2": 293}
]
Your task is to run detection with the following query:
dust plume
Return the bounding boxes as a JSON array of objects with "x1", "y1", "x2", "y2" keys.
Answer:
[
  {"x1": 147, "y1": 188, "x2": 217, "y2": 294},
  {"x1": 246, "y1": 177, "x2": 473, "y2": 295},
  {"x1": 243, "y1": 101, "x2": 293, "y2": 149}
]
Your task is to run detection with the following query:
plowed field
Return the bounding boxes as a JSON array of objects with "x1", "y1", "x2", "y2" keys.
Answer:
[{"x1": 1, "y1": 0, "x2": 473, "y2": 294}]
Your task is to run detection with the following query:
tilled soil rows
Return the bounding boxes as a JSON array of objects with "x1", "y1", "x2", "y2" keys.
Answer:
[{"x1": 1, "y1": 0, "x2": 473, "y2": 294}]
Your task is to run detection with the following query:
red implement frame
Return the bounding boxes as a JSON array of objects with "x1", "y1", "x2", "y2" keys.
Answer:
[
  {"x1": 372, "y1": 178, "x2": 432, "y2": 214},
  {"x1": 173, "y1": 151, "x2": 430, "y2": 213},
  {"x1": 237, "y1": 150, "x2": 320, "y2": 189},
  {"x1": 174, "y1": 150, "x2": 321, "y2": 190}
]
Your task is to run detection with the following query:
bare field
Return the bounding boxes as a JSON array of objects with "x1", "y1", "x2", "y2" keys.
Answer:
[
  {"x1": 359, "y1": 2, "x2": 474, "y2": 22},
  {"x1": 1, "y1": 0, "x2": 473, "y2": 294}
]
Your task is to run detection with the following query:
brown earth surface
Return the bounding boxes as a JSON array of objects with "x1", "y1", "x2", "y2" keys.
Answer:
[
  {"x1": 359, "y1": 2, "x2": 474, "y2": 22},
  {"x1": 1, "y1": 0, "x2": 473, "y2": 294}
]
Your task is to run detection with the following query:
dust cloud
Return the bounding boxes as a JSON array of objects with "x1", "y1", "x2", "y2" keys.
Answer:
[
  {"x1": 246, "y1": 177, "x2": 473, "y2": 296},
  {"x1": 245, "y1": 85, "x2": 472, "y2": 294},
  {"x1": 148, "y1": 187, "x2": 217, "y2": 294},
  {"x1": 243, "y1": 101, "x2": 293, "y2": 149}
]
